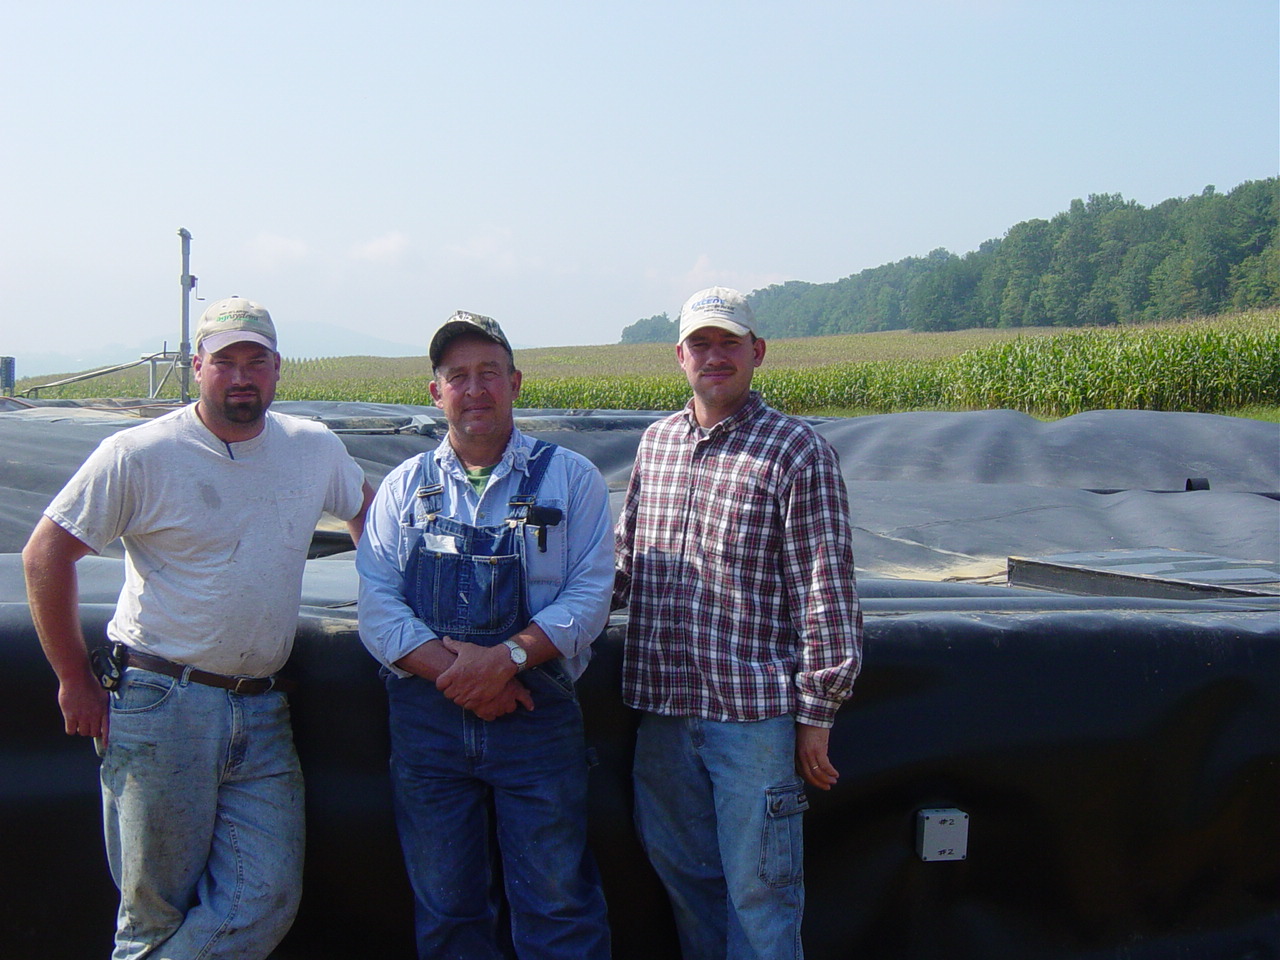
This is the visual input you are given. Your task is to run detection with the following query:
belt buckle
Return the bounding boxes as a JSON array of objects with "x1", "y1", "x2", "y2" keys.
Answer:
[{"x1": 232, "y1": 675, "x2": 273, "y2": 696}]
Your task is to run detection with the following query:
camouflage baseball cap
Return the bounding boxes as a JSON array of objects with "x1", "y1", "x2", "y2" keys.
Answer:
[{"x1": 428, "y1": 311, "x2": 513, "y2": 368}]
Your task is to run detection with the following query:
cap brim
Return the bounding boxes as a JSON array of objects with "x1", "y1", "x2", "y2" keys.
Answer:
[{"x1": 198, "y1": 331, "x2": 278, "y2": 354}]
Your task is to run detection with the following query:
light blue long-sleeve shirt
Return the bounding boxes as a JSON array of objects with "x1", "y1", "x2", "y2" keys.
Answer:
[{"x1": 356, "y1": 427, "x2": 614, "y2": 680}]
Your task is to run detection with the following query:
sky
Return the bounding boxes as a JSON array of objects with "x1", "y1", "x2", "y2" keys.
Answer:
[{"x1": 1, "y1": 1, "x2": 1276, "y2": 374}]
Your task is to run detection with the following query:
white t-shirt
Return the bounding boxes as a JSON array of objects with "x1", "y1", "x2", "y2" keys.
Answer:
[{"x1": 46, "y1": 404, "x2": 365, "y2": 676}]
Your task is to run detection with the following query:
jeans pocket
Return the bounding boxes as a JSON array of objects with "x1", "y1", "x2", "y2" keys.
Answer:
[
  {"x1": 759, "y1": 781, "x2": 809, "y2": 887},
  {"x1": 112, "y1": 671, "x2": 176, "y2": 714},
  {"x1": 521, "y1": 661, "x2": 577, "y2": 704}
]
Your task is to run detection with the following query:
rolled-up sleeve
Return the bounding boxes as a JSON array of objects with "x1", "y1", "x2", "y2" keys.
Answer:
[
  {"x1": 530, "y1": 455, "x2": 614, "y2": 661},
  {"x1": 355, "y1": 462, "x2": 438, "y2": 677}
]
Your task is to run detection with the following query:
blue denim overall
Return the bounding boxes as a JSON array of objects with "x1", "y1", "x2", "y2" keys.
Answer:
[
  {"x1": 403, "y1": 439, "x2": 558, "y2": 666},
  {"x1": 385, "y1": 440, "x2": 610, "y2": 960}
]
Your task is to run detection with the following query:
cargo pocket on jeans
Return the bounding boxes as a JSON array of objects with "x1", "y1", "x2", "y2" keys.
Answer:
[{"x1": 760, "y1": 781, "x2": 809, "y2": 887}]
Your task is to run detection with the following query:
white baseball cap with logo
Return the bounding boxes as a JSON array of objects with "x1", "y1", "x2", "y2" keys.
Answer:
[
  {"x1": 677, "y1": 286, "x2": 757, "y2": 343},
  {"x1": 194, "y1": 297, "x2": 278, "y2": 354}
]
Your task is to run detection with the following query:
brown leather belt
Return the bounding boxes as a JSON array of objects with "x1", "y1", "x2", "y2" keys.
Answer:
[{"x1": 121, "y1": 648, "x2": 296, "y2": 695}]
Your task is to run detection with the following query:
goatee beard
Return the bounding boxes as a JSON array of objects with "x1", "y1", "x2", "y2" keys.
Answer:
[{"x1": 222, "y1": 394, "x2": 264, "y2": 424}]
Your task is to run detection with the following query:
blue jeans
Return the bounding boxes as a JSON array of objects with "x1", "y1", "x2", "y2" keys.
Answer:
[
  {"x1": 633, "y1": 713, "x2": 808, "y2": 960},
  {"x1": 100, "y1": 667, "x2": 304, "y2": 960},
  {"x1": 386, "y1": 671, "x2": 610, "y2": 960}
]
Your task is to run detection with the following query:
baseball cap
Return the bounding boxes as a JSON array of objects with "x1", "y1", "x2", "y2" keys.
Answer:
[
  {"x1": 194, "y1": 297, "x2": 278, "y2": 354},
  {"x1": 429, "y1": 311, "x2": 514, "y2": 368},
  {"x1": 677, "y1": 286, "x2": 757, "y2": 342}
]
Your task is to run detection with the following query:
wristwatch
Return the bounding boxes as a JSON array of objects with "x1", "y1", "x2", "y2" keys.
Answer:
[{"x1": 503, "y1": 639, "x2": 528, "y2": 672}]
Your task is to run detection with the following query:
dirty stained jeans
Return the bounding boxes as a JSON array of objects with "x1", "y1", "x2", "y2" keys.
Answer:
[{"x1": 101, "y1": 666, "x2": 304, "y2": 960}]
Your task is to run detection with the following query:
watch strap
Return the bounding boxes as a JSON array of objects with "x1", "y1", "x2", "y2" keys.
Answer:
[{"x1": 503, "y1": 638, "x2": 528, "y2": 671}]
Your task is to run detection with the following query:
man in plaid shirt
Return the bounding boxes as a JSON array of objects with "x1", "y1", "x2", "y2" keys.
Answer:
[{"x1": 614, "y1": 286, "x2": 863, "y2": 959}]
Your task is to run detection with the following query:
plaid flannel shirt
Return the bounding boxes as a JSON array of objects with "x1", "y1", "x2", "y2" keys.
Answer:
[{"x1": 614, "y1": 393, "x2": 862, "y2": 727}]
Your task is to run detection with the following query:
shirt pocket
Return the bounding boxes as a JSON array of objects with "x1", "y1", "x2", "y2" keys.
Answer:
[
  {"x1": 392, "y1": 523, "x2": 422, "y2": 565},
  {"x1": 699, "y1": 487, "x2": 781, "y2": 566},
  {"x1": 523, "y1": 496, "x2": 568, "y2": 586}
]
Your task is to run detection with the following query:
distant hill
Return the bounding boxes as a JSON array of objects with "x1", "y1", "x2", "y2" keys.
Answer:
[{"x1": 620, "y1": 177, "x2": 1279, "y2": 342}]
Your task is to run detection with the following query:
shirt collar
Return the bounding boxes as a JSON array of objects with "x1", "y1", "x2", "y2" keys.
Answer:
[
  {"x1": 434, "y1": 425, "x2": 530, "y2": 479},
  {"x1": 679, "y1": 391, "x2": 765, "y2": 440}
]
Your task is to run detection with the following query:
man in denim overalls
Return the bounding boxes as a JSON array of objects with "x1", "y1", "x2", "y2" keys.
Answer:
[{"x1": 356, "y1": 312, "x2": 613, "y2": 959}]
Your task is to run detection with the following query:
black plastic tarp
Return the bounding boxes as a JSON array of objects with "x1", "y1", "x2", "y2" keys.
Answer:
[
  {"x1": 3, "y1": 402, "x2": 1277, "y2": 576},
  {"x1": 0, "y1": 400, "x2": 1276, "y2": 959}
]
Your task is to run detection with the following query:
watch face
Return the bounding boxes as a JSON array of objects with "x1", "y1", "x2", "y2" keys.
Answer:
[{"x1": 506, "y1": 640, "x2": 527, "y2": 665}]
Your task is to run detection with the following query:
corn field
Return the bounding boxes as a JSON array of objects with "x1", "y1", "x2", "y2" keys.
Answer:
[
  {"x1": 16, "y1": 310, "x2": 1279, "y2": 418},
  {"x1": 944, "y1": 319, "x2": 1280, "y2": 416}
]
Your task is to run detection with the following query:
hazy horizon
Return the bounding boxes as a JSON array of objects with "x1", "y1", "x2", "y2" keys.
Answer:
[{"x1": 3, "y1": 1, "x2": 1275, "y2": 376}]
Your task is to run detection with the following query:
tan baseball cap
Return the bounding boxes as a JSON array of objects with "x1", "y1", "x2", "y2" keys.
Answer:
[{"x1": 194, "y1": 297, "x2": 278, "y2": 354}]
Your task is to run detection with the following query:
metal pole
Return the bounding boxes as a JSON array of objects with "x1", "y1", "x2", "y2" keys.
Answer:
[{"x1": 178, "y1": 228, "x2": 195, "y2": 403}]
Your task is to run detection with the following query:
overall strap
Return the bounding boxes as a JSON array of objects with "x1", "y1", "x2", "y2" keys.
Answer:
[
  {"x1": 412, "y1": 451, "x2": 445, "y2": 521},
  {"x1": 508, "y1": 439, "x2": 558, "y2": 520}
]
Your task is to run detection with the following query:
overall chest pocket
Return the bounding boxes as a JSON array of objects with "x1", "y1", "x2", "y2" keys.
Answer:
[{"x1": 407, "y1": 533, "x2": 523, "y2": 637}]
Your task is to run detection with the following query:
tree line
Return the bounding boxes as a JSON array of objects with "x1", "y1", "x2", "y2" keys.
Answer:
[{"x1": 620, "y1": 178, "x2": 1278, "y2": 342}]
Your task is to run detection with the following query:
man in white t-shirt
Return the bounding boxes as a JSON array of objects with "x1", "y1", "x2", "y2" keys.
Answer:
[{"x1": 22, "y1": 297, "x2": 373, "y2": 960}]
